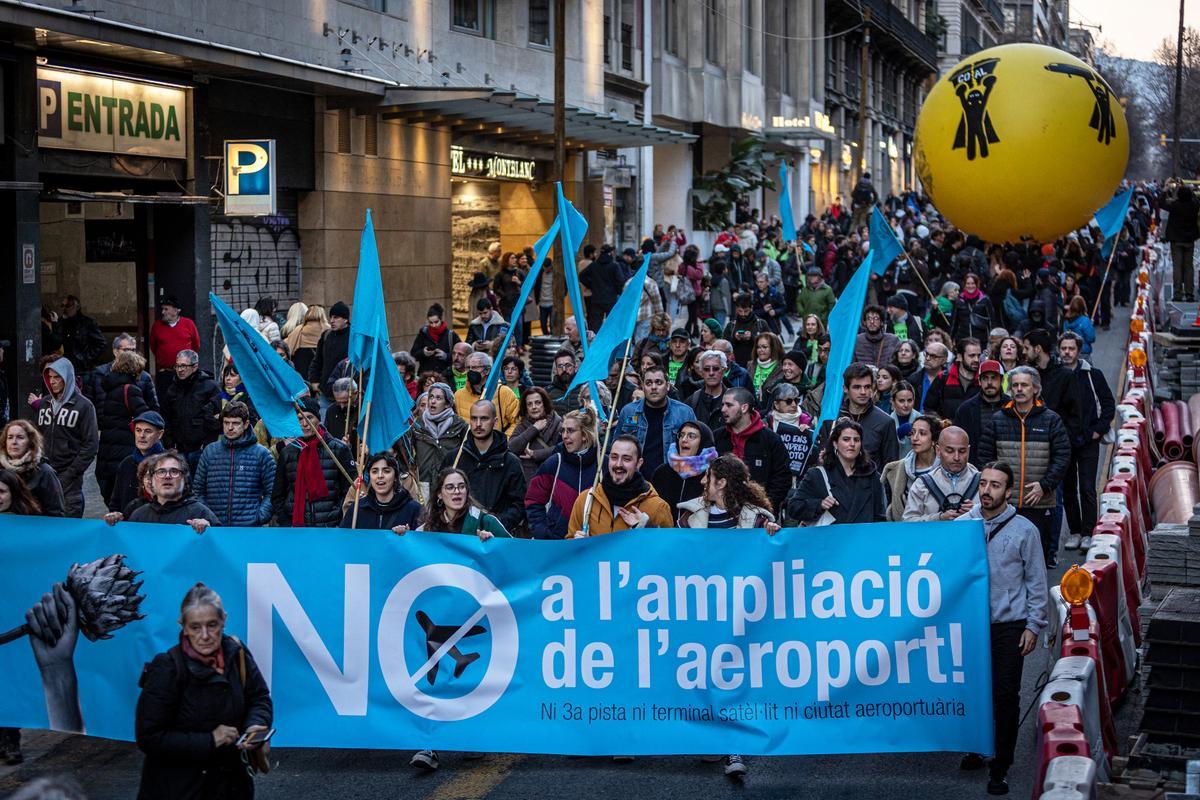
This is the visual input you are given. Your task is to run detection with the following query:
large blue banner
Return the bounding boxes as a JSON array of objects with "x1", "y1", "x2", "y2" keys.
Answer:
[{"x1": 0, "y1": 517, "x2": 994, "y2": 756}]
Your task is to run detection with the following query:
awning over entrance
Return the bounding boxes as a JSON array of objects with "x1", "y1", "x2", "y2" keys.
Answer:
[{"x1": 372, "y1": 87, "x2": 696, "y2": 150}]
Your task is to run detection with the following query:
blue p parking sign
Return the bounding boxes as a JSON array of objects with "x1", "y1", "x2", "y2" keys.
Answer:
[{"x1": 224, "y1": 139, "x2": 276, "y2": 215}]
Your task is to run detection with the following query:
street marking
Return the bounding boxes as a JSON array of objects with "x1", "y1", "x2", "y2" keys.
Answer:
[{"x1": 426, "y1": 753, "x2": 524, "y2": 800}]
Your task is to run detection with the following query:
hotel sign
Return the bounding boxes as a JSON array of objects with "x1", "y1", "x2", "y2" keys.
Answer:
[
  {"x1": 451, "y1": 145, "x2": 537, "y2": 182},
  {"x1": 767, "y1": 111, "x2": 837, "y2": 138},
  {"x1": 37, "y1": 67, "x2": 187, "y2": 159}
]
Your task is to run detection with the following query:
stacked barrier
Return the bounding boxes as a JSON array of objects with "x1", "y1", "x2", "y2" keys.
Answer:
[{"x1": 1036, "y1": 237, "x2": 1167, "y2": 800}]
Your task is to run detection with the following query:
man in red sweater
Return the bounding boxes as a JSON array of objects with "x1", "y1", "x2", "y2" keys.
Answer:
[{"x1": 149, "y1": 295, "x2": 200, "y2": 401}]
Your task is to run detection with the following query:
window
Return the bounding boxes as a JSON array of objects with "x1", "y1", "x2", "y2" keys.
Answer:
[
  {"x1": 704, "y1": 0, "x2": 721, "y2": 64},
  {"x1": 337, "y1": 108, "x2": 352, "y2": 154},
  {"x1": 453, "y1": 0, "x2": 495, "y2": 38},
  {"x1": 621, "y1": 22, "x2": 634, "y2": 70},
  {"x1": 662, "y1": 0, "x2": 679, "y2": 56},
  {"x1": 781, "y1": 0, "x2": 793, "y2": 95},
  {"x1": 529, "y1": 0, "x2": 552, "y2": 47},
  {"x1": 604, "y1": 14, "x2": 612, "y2": 66},
  {"x1": 742, "y1": 0, "x2": 757, "y2": 75},
  {"x1": 346, "y1": 0, "x2": 386, "y2": 10},
  {"x1": 364, "y1": 114, "x2": 378, "y2": 156},
  {"x1": 961, "y1": 6, "x2": 981, "y2": 56}
]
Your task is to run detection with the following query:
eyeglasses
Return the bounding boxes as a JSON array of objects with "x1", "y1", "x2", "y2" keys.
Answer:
[
  {"x1": 154, "y1": 468, "x2": 184, "y2": 478},
  {"x1": 443, "y1": 484, "x2": 468, "y2": 493},
  {"x1": 174, "y1": 364, "x2": 196, "y2": 371},
  {"x1": 776, "y1": 398, "x2": 799, "y2": 407},
  {"x1": 702, "y1": 365, "x2": 723, "y2": 373}
]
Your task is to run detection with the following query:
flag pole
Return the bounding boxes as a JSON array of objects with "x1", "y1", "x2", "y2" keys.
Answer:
[
  {"x1": 578, "y1": 338, "x2": 633, "y2": 538},
  {"x1": 1090, "y1": 236, "x2": 1121, "y2": 322},
  {"x1": 351, "y1": 399, "x2": 372, "y2": 530},
  {"x1": 293, "y1": 402, "x2": 355, "y2": 485}
]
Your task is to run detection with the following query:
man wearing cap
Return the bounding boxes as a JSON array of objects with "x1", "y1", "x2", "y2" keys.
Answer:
[
  {"x1": 108, "y1": 409, "x2": 166, "y2": 513},
  {"x1": 193, "y1": 400, "x2": 276, "y2": 527},
  {"x1": 272, "y1": 397, "x2": 354, "y2": 527},
  {"x1": 149, "y1": 296, "x2": 201, "y2": 402},
  {"x1": 796, "y1": 266, "x2": 835, "y2": 326},
  {"x1": 885, "y1": 294, "x2": 924, "y2": 346},
  {"x1": 666, "y1": 329, "x2": 691, "y2": 386},
  {"x1": 466, "y1": 298, "x2": 509, "y2": 354},
  {"x1": 953, "y1": 359, "x2": 1010, "y2": 468},
  {"x1": 308, "y1": 301, "x2": 351, "y2": 407}
]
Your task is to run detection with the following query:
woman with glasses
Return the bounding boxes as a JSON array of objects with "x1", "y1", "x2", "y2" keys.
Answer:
[
  {"x1": 650, "y1": 420, "x2": 718, "y2": 520},
  {"x1": 135, "y1": 582, "x2": 273, "y2": 799}
]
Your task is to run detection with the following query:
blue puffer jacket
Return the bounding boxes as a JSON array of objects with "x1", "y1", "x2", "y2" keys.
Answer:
[{"x1": 193, "y1": 429, "x2": 276, "y2": 526}]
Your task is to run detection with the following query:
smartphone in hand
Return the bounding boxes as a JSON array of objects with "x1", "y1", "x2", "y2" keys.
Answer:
[{"x1": 237, "y1": 728, "x2": 276, "y2": 748}]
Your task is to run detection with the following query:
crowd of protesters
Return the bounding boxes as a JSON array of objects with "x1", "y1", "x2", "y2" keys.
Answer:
[{"x1": 0, "y1": 176, "x2": 1161, "y2": 795}]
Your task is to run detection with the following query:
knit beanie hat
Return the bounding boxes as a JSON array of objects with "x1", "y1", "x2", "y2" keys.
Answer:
[{"x1": 330, "y1": 301, "x2": 351, "y2": 320}]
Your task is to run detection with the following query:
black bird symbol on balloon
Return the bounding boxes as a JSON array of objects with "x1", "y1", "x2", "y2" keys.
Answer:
[
  {"x1": 1044, "y1": 62, "x2": 1117, "y2": 145},
  {"x1": 950, "y1": 58, "x2": 1001, "y2": 161}
]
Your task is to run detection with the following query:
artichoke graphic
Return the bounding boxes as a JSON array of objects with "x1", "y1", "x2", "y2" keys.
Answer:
[{"x1": 0, "y1": 555, "x2": 146, "y2": 646}]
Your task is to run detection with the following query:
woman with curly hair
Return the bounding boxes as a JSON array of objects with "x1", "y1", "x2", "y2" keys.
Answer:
[{"x1": 677, "y1": 454, "x2": 780, "y2": 531}]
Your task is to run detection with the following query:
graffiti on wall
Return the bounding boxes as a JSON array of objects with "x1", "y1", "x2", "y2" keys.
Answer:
[{"x1": 210, "y1": 214, "x2": 300, "y2": 312}]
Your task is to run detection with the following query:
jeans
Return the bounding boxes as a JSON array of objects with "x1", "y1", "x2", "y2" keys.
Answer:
[
  {"x1": 990, "y1": 620, "x2": 1028, "y2": 777},
  {"x1": 1171, "y1": 241, "x2": 1196, "y2": 299},
  {"x1": 539, "y1": 305, "x2": 554, "y2": 336},
  {"x1": 1063, "y1": 441, "x2": 1100, "y2": 540},
  {"x1": 1017, "y1": 506, "x2": 1058, "y2": 566}
]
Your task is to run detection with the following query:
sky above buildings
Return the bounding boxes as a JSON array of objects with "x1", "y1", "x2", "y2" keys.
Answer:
[{"x1": 1072, "y1": 0, "x2": 1200, "y2": 61}]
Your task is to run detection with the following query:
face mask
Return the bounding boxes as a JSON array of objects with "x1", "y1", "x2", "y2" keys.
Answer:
[{"x1": 467, "y1": 370, "x2": 484, "y2": 389}]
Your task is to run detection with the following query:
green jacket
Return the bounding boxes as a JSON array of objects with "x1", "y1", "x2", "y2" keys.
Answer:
[{"x1": 796, "y1": 282, "x2": 836, "y2": 326}]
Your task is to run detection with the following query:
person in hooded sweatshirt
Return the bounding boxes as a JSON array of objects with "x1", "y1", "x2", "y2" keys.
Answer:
[
  {"x1": 32, "y1": 356, "x2": 98, "y2": 518},
  {"x1": 525, "y1": 407, "x2": 600, "y2": 539},
  {"x1": 650, "y1": 420, "x2": 718, "y2": 521},
  {"x1": 116, "y1": 451, "x2": 220, "y2": 534},
  {"x1": 444, "y1": 399, "x2": 526, "y2": 535},
  {"x1": 341, "y1": 452, "x2": 421, "y2": 531}
]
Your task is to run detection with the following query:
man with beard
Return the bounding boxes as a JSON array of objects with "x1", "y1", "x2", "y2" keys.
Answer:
[
  {"x1": 815, "y1": 364, "x2": 898, "y2": 470},
  {"x1": 446, "y1": 341, "x2": 473, "y2": 391},
  {"x1": 925, "y1": 337, "x2": 982, "y2": 419},
  {"x1": 953, "y1": 360, "x2": 1010, "y2": 468},
  {"x1": 447, "y1": 399, "x2": 527, "y2": 534},
  {"x1": 34, "y1": 356, "x2": 98, "y2": 518},
  {"x1": 852, "y1": 305, "x2": 901, "y2": 367},
  {"x1": 959, "y1": 462, "x2": 1048, "y2": 797},
  {"x1": 722, "y1": 294, "x2": 767, "y2": 367},
  {"x1": 568, "y1": 436, "x2": 673, "y2": 535},
  {"x1": 124, "y1": 451, "x2": 220, "y2": 533},
  {"x1": 547, "y1": 349, "x2": 584, "y2": 415},
  {"x1": 614, "y1": 365, "x2": 696, "y2": 479},
  {"x1": 714, "y1": 387, "x2": 791, "y2": 514}
]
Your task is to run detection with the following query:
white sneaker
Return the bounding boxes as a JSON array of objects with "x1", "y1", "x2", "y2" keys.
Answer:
[
  {"x1": 1063, "y1": 534, "x2": 1081, "y2": 550},
  {"x1": 410, "y1": 750, "x2": 439, "y2": 771},
  {"x1": 724, "y1": 754, "x2": 747, "y2": 778},
  {"x1": 1079, "y1": 535, "x2": 1093, "y2": 551},
  {"x1": 612, "y1": 755, "x2": 635, "y2": 763}
]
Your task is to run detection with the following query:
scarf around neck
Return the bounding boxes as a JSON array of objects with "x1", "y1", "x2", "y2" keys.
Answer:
[
  {"x1": 180, "y1": 631, "x2": 225, "y2": 674},
  {"x1": 773, "y1": 409, "x2": 801, "y2": 428},
  {"x1": 292, "y1": 435, "x2": 331, "y2": 526},
  {"x1": 0, "y1": 451, "x2": 35, "y2": 477},
  {"x1": 423, "y1": 406, "x2": 456, "y2": 438},
  {"x1": 667, "y1": 443, "x2": 718, "y2": 478},
  {"x1": 602, "y1": 470, "x2": 649, "y2": 510}
]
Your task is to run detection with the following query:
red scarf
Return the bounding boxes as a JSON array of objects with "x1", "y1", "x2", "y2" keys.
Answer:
[
  {"x1": 426, "y1": 321, "x2": 447, "y2": 340},
  {"x1": 292, "y1": 435, "x2": 330, "y2": 526},
  {"x1": 729, "y1": 411, "x2": 765, "y2": 459},
  {"x1": 180, "y1": 632, "x2": 225, "y2": 674}
]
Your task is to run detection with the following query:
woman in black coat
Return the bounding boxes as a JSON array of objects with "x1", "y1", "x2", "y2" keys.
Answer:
[
  {"x1": 96, "y1": 350, "x2": 151, "y2": 505},
  {"x1": 0, "y1": 420, "x2": 65, "y2": 517},
  {"x1": 785, "y1": 419, "x2": 886, "y2": 525},
  {"x1": 650, "y1": 421, "x2": 718, "y2": 520},
  {"x1": 340, "y1": 452, "x2": 421, "y2": 531},
  {"x1": 136, "y1": 583, "x2": 272, "y2": 800}
]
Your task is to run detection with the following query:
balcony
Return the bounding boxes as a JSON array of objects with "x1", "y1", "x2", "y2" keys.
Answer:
[
  {"x1": 981, "y1": 0, "x2": 1006, "y2": 31},
  {"x1": 828, "y1": 0, "x2": 938, "y2": 73}
]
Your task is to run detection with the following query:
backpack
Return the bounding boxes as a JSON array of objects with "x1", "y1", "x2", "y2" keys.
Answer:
[
  {"x1": 1003, "y1": 289, "x2": 1027, "y2": 324},
  {"x1": 675, "y1": 266, "x2": 697, "y2": 304},
  {"x1": 918, "y1": 472, "x2": 981, "y2": 512}
]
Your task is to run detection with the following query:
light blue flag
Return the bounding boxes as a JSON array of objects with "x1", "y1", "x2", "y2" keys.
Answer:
[
  {"x1": 209, "y1": 293, "x2": 305, "y2": 438},
  {"x1": 817, "y1": 208, "x2": 906, "y2": 429},
  {"x1": 347, "y1": 210, "x2": 413, "y2": 453},
  {"x1": 778, "y1": 162, "x2": 797, "y2": 243},
  {"x1": 1095, "y1": 187, "x2": 1132, "y2": 260},
  {"x1": 566, "y1": 254, "x2": 650, "y2": 394},
  {"x1": 483, "y1": 218, "x2": 561, "y2": 399},
  {"x1": 556, "y1": 183, "x2": 590, "y2": 341}
]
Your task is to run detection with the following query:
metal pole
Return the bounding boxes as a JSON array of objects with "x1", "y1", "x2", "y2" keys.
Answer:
[
  {"x1": 857, "y1": 11, "x2": 871, "y2": 183},
  {"x1": 1173, "y1": 0, "x2": 1186, "y2": 177},
  {"x1": 552, "y1": 0, "x2": 568, "y2": 335}
]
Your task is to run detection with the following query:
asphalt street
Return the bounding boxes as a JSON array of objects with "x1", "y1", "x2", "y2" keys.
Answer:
[{"x1": 1, "y1": 308, "x2": 1142, "y2": 800}]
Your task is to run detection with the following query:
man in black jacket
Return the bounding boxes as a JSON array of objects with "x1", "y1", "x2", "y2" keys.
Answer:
[
  {"x1": 446, "y1": 399, "x2": 526, "y2": 534},
  {"x1": 953, "y1": 360, "x2": 1009, "y2": 468},
  {"x1": 924, "y1": 337, "x2": 981, "y2": 420},
  {"x1": 125, "y1": 451, "x2": 221, "y2": 533},
  {"x1": 57, "y1": 295, "x2": 106, "y2": 374},
  {"x1": 687, "y1": 350, "x2": 729, "y2": 430},
  {"x1": 1163, "y1": 181, "x2": 1199, "y2": 301},
  {"x1": 1059, "y1": 332, "x2": 1116, "y2": 550},
  {"x1": 1022, "y1": 329, "x2": 1084, "y2": 444},
  {"x1": 272, "y1": 398, "x2": 354, "y2": 527},
  {"x1": 307, "y1": 301, "x2": 351, "y2": 405},
  {"x1": 815, "y1": 364, "x2": 899, "y2": 470},
  {"x1": 162, "y1": 350, "x2": 221, "y2": 476},
  {"x1": 714, "y1": 388, "x2": 792, "y2": 515},
  {"x1": 579, "y1": 245, "x2": 627, "y2": 333}
]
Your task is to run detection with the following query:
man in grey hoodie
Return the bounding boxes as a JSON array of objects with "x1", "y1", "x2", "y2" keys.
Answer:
[
  {"x1": 960, "y1": 461, "x2": 1049, "y2": 796},
  {"x1": 33, "y1": 357, "x2": 99, "y2": 518}
]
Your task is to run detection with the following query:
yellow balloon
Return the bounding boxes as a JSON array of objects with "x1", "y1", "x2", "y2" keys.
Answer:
[{"x1": 914, "y1": 43, "x2": 1128, "y2": 244}]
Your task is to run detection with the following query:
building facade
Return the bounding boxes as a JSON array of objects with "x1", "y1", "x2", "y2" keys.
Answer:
[
  {"x1": 0, "y1": 0, "x2": 691, "y2": 404},
  {"x1": 936, "y1": 0, "x2": 1004, "y2": 74},
  {"x1": 1001, "y1": 0, "x2": 1070, "y2": 48}
]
